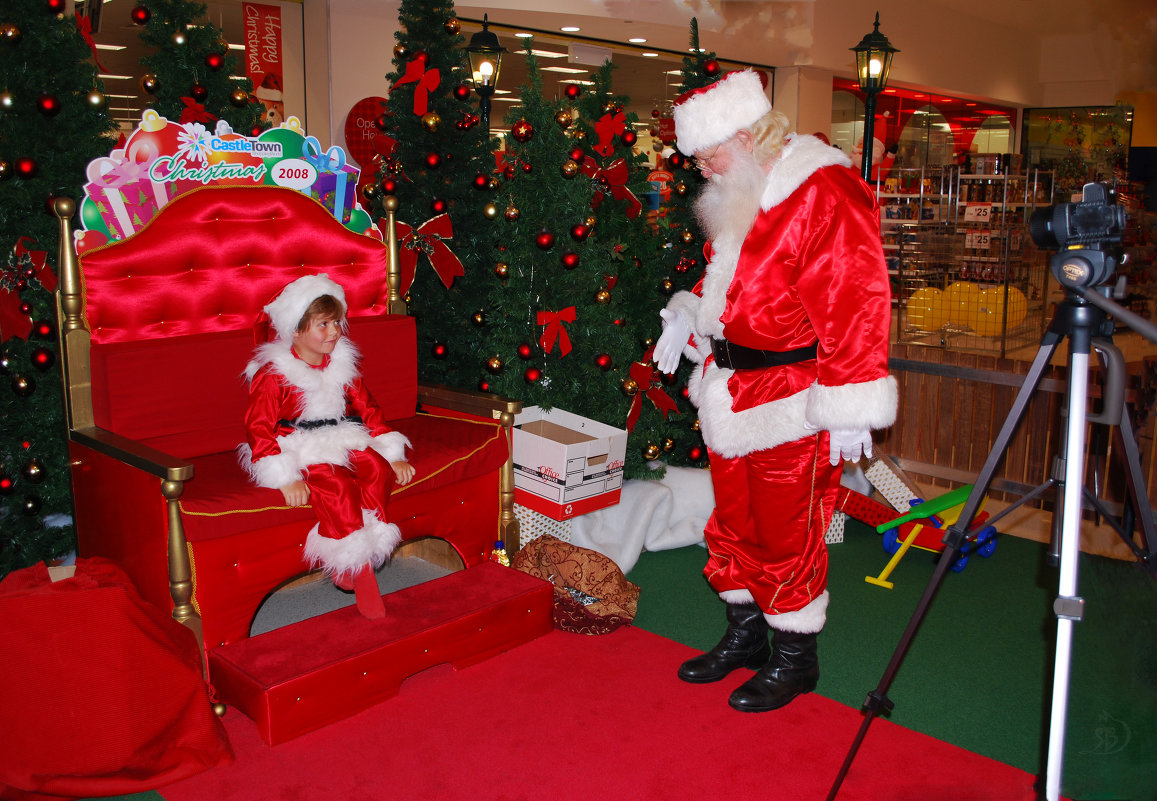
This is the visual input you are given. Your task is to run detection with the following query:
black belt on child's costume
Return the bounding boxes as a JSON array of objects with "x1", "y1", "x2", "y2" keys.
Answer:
[
  {"x1": 277, "y1": 415, "x2": 364, "y2": 430},
  {"x1": 710, "y1": 338, "x2": 819, "y2": 371}
]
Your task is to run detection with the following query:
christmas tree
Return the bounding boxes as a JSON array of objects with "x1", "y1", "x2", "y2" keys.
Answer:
[
  {"x1": 480, "y1": 46, "x2": 684, "y2": 480},
  {"x1": 132, "y1": 0, "x2": 267, "y2": 133},
  {"x1": 0, "y1": 1, "x2": 118, "y2": 576},
  {"x1": 372, "y1": 1, "x2": 501, "y2": 390}
]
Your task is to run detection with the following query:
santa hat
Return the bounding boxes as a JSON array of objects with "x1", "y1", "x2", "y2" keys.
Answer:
[
  {"x1": 672, "y1": 70, "x2": 772, "y2": 155},
  {"x1": 263, "y1": 273, "x2": 347, "y2": 341}
]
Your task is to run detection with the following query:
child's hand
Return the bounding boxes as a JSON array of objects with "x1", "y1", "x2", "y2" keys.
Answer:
[
  {"x1": 391, "y1": 461, "x2": 415, "y2": 486},
  {"x1": 280, "y1": 480, "x2": 310, "y2": 507}
]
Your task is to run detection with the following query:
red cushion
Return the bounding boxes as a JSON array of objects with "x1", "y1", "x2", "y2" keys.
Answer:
[
  {"x1": 89, "y1": 316, "x2": 417, "y2": 460},
  {"x1": 78, "y1": 186, "x2": 391, "y2": 345},
  {"x1": 179, "y1": 412, "x2": 508, "y2": 542}
]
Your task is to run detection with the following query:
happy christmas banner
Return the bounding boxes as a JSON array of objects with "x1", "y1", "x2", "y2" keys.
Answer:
[
  {"x1": 77, "y1": 111, "x2": 377, "y2": 253},
  {"x1": 242, "y1": 2, "x2": 285, "y2": 126}
]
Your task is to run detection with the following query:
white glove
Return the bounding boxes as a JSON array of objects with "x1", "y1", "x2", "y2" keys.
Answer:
[
  {"x1": 654, "y1": 308, "x2": 691, "y2": 374},
  {"x1": 828, "y1": 428, "x2": 873, "y2": 466}
]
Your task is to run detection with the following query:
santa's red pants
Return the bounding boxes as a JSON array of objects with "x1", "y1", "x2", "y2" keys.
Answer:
[
  {"x1": 703, "y1": 433, "x2": 842, "y2": 616},
  {"x1": 304, "y1": 448, "x2": 396, "y2": 540}
]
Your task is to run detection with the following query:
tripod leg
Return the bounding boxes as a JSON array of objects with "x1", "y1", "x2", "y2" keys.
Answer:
[
  {"x1": 1112, "y1": 409, "x2": 1157, "y2": 561},
  {"x1": 826, "y1": 335, "x2": 1061, "y2": 801}
]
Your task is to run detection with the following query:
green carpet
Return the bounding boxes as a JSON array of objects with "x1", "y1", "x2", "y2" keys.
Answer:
[{"x1": 627, "y1": 522, "x2": 1157, "y2": 801}]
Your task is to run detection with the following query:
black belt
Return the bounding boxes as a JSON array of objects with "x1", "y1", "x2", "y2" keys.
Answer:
[
  {"x1": 278, "y1": 415, "x2": 364, "y2": 430},
  {"x1": 710, "y1": 339, "x2": 818, "y2": 370}
]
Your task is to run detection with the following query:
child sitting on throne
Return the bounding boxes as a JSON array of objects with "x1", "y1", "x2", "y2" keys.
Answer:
[{"x1": 238, "y1": 273, "x2": 415, "y2": 619}]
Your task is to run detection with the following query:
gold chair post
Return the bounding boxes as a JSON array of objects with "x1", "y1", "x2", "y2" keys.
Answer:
[
  {"x1": 383, "y1": 195, "x2": 407, "y2": 315},
  {"x1": 53, "y1": 198, "x2": 94, "y2": 430}
]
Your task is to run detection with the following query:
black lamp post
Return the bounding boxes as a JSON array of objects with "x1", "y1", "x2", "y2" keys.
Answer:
[
  {"x1": 465, "y1": 14, "x2": 506, "y2": 133},
  {"x1": 850, "y1": 12, "x2": 898, "y2": 183}
]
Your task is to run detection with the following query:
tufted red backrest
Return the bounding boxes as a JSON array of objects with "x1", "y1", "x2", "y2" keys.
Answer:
[
  {"x1": 79, "y1": 186, "x2": 416, "y2": 459},
  {"x1": 78, "y1": 185, "x2": 391, "y2": 345}
]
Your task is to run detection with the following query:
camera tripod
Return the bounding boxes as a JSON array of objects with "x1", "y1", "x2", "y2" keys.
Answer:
[{"x1": 826, "y1": 285, "x2": 1157, "y2": 801}]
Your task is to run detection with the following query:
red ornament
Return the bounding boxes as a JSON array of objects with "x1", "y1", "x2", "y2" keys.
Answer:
[
  {"x1": 565, "y1": 84, "x2": 582, "y2": 99},
  {"x1": 36, "y1": 94, "x2": 60, "y2": 116},
  {"x1": 535, "y1": 230, "x2": 555, "y2": 250},
  {"x1": 376, "y1": 113, "x2": 389, "y2": 131},
  {"x1": 667, "y1": 152, "x2": 685, "y2": 169},
  {"x1": 190, "y1": 83, "x2": 208, "y2": 102},
  {"x1": 520, "y1": 161, "x2": 532, "y2": 174},
  {"x1": 15, "y1": 157, "x2": 36, "y2": 178},
  {"x1": 703, "y1": 59, "x2": 721, "y2": 77},
  {"x1": 32, "y1": 320, "x2": 53, "y2": 338},
  {"x1": 561, "y1": 251, "x2": 579, "y2": 269},
  {"x1": 688, "y1": 446, "x2": 704, "y2": 461},
  {"x1": 570, "y1": 223, "x2": 589, "y2": 241},
  {"x1": 524, "y1": 367, "x2": 542, "y2": 383},
  {"x1": 130, "y1": 4, "x2": 150, "y2": 24},
  {"x1": 472, "y1": 172, "x2": 489, "y2": 189},
  {"x1": 568, "y1": 146, "x2": 585, "y2": 162},
  {"x1": 31, "y1": 347, "x2": 53, "y2": 371},
  {"x1": 431, "y1": 198, "x2": 447, "y2": 214},
  {"x1": 621, "y1": 130, "x2": 637, "y2": 146},
  {"x1": 432, "y1": 342, "x2": 448, "y2": 359},
  {"x1": 424, "y1": 152, "x2": 441, "y2": 168},
  {"x1": 46, "y1": 0, "x2": 66, "y2": 11},
  {"x1": 517, "y1": 343, "x2": 532, "y2": 359},
  {"x1": 651, "y1": 109, "x2": 660, "y2": 118},
  {"x1": 454, "y1": 84, "x2": 471, "y2": 101},
  {"x1": 205, "y1": 52, "x2": 225, "y2": 71},
  {"x1": 512, "y1": 119, "x2": 534, "y2": 142},
  {"x1": 380, "y1": 176, "x2": 398, "y2": 195},
  {"x1": 478, "y1": 379, "x2": 491, "y2": 392},
  {"x1": 412, "y1": 49, "x2": 428, "y2": 64},
  {"x1": 595, "y1": 353, "x2": 612, "y2": 371},
  {"x1": 0, "y1": 476, "x2": 12, "y2": 494}
]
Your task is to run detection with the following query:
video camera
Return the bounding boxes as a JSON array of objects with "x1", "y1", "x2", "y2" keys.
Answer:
[{"x1": 1029, "y1": 182, "x2": 1127, "y2": 290}]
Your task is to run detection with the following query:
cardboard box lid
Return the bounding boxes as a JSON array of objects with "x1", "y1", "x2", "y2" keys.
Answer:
[{"x1": 520, "y1": 419, "x2": 597, "y2": 446}]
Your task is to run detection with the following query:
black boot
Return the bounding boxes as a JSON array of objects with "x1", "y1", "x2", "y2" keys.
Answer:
[
  {"x1": 727, "y1": 629, "x2": 819, "y2": 712},
  {"x1": 677, "y1": 602, "x2": 771, "y2": 683}
]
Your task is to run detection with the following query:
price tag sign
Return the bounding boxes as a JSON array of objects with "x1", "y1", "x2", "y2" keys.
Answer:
[
  {"x1": 963, "y1": 203, "x2": 993, "y2": 223},
  {"x1": 965, "y1": 229, "x2": 992, "y2": 250}
]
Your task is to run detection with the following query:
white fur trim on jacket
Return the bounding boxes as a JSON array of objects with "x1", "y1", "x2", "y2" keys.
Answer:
[
  {"x1": 688, "y1": 362, "x2": 814, "y2": 458},
  {"x1": 264, "y1": 273, "x2": 347, "y2": 342},
  {"x1": 765, "y1": 590, "x2": 828, "y2": 634},
  {"x1": 240, "y1": 423, "x2": 380, "y2": 489},
  {"x1": 303, "y1": 510, "x2": 401, "y2": 581},
  {"x1": 806, "y1": 376, "x2": 899, "y2": 432},
  {"x1": 760, "y1": 134, "x2": 852, "y2": 210},
  {"x1": 369, "y1": 431, "x2": 410, "y2": 464},
  {"x1": 673, "y1": 70, "x2": 771, "y2": 155}
]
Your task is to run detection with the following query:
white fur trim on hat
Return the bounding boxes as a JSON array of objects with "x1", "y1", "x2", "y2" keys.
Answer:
[
  {"x1": 265, "y1": 273, "x2": 347, "y2": 342},
  {"x1": 673, "y1": 70, "x2": 772, "y2": 155}
]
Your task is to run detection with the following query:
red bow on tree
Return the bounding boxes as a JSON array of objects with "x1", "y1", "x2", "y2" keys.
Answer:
[
  {"x1": 1, "y1": 238, "x2": 55, "y2": 340},
  {"x1": 75, "y1": 15, "x2": 106, "y2": 71},
  {"x1": 580, "y1": 157, "x2": 642, "y2": 220},
  {"x1": 594, "y1": 110, "x2": 626, "y2": 156},
  {"x1": 179, "y1": 97, "x2": 219, "y2": 125},
  {"x1": 395, "y1": 214, "x2": 464, "y2": 291},
  {"x1": 537, "y1": 306, "x2": 576, "y2": 357},
  {"x1": 625, "y1": 350, "x2": 680, "y2": 432},
  {"x1": 392, "y1": 57, "x2": 441, "y2": 117}
]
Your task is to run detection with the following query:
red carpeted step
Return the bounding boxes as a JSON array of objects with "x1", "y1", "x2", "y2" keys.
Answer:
[{"x1": 207, "y1": 562, "x2": 553, "y2": 745}]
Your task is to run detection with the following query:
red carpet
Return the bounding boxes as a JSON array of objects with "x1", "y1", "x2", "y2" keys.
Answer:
[{"x1": 162, "y1": 626, "x2": 1043, "y2": 801}]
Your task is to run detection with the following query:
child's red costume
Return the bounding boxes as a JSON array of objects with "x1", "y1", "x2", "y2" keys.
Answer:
[{"x1": 238, "y1": 274, "x2": 410, "y2": 590}]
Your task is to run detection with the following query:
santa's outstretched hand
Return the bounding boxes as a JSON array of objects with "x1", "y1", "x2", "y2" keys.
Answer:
[{"x1": 655, "y1": 309, "x2": 690, "y2": 374}]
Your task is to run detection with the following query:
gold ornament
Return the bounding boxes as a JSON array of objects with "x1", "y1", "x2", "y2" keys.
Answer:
[
  {"x1": 572, "y1": 129, "x2": 586, "y2": 141},
  {"x1": 488, "y1": 177, "x2": 500, "y2": 190},
  {"x1": 86, "y1": 89, "x2": 106, "y2": 108},
  {"x1": 0, "y1": 91, "x2": 13, "y2": 109},
  {"x1": 483, "y1": 202, "x2": 499, "y2": 219},
  {"x1": 585, "y1": 215, "x2": 597, "y2": 228},
  {"x1": 172, "y1": 30, "x2": 187, "y2": 46},
  {"x1": 555, "y1": 109, "x2": 573, "y2": 129},
  {"x1": 561, "y1": 160, "x2": 579, "y2": 178},
  {"x1": 681, "y1": 230, "x2": 695, "y2": 244},
  {"x1": 504, "y1": 205, "x2": 520, "y2": 221},
  {"x1": 421, "y1": 111, "x2": 442, "y2": 132},
  {"x1": 675, "y1": 182, "x2": 687, "y2": 196},
  {"x1": 643, "y1": 442, "x2": 661, "y2": 461},
  {"x1": 495, "y1": 261, "x2": 509, "y2": 278},
  {"x1": 486, "y1": 356, "x2": 504, "y2": 374},
  {"x1": 595, "y1": 289, "x2": 611, "y2": 304},
  {"x1": 662, "y1": 438, "x2": 675, "y2": 452},
  {"x1": 490, "y1": 544, "x2": 510, "y2": 566},
  {"x1": 230, "y1": 88, "x2": 250, "y2": 107},
  {"x1": 660, "y1": 278, "x2": 674, "y2": 294},
  {"x1": 444, "y1": 18, "x2": 461, "y2": 34},
  {"x1": 140, "y1": 73, "x2": 159, "y2": 94},
  {"x1": 691, "y1": 419, "x2": 700, "y2": 432},
  {"x1": 621, "y1": 378, "x2": 639, "y2": 397},
  {"x1": 471, "y1": 310, "x2": 486, "y2": 326},
  {"x1": 393, "y1": 43, "x2": 409, "y2": 60}
]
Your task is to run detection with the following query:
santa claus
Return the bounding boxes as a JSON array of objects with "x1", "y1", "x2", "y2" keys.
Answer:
[{"x1": 655, "y1": 70, "x2": 896, "y2": 711}]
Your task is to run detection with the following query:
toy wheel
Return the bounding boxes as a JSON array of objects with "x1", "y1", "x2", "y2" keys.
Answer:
[
  {"x1": 977, "y1": 527, "x2": 997, "y2": 558},
  {"x1": 951, "y1": 553, "x2": 969, "y2": 572},
  {"x1": 883, "y1": 529, "x2": 900, "y2": 554}
]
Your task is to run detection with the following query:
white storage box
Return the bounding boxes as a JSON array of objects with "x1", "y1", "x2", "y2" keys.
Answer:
[{"x1": 512, "y1": 406, "x2": 627, "y2": 521}]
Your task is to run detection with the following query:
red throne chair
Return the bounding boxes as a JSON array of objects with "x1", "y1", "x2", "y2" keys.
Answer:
[{"x1": 53, "y1": 188, "x2": 552, "y2": 743}]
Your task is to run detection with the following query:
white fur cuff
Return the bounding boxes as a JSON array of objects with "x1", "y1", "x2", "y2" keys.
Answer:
[
  {"x1": 239, "y1": 445, "x2": 304, "y2": 490},
  {"x1": 806, "y1": 375, "x2": 898, "y2": 432},
  {"x1": 766, "y1": 590, "x2": 829, "y2": 634},
  {"x1": 369, "y1": 431, "x2": 411, "y2": 464},
  {"x1": 303, "y1": 511, "x2": 402, "y2": 581}
]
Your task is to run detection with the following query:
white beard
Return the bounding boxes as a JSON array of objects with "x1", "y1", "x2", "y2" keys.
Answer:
[{"x1": 692, "y1": 155, "x2": 766, "y2": 246}]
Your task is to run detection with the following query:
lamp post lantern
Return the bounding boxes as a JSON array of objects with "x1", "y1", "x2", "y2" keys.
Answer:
[
  {"x1": 850, "y1": 12, "x2": 898, "y2": 183},
  {"x1": 465, "y1": 14, "x2": 506, "y2": 132}
]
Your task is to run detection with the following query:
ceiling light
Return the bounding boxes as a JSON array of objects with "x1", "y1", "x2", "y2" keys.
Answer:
[
  {"x1": 542, "y1": 66, "x2": 587, "y2": 74},
  {"x1": 514, "y1": 32, "x2": 533, "y2": 38},
  {"x1": 561, "y1": 26, "x2": 580, "y2": 32},
  {"x1": 97, "y1": 73, "x2": 134, "y2": 80},
  {"x1": 628, "y1": 38, "x2": 647, "y2": 44},
  {"x1": 94, "y1": 44, "x2": 126, "y2": 51},
  {"x1": 105, "y1": 93, "x2": 137, "y2": 99},
  {"x1": 642, "y1": 53, "x2": 659, "y2": 58},
  {"x1": 228, "y1": 43, "x2": 244, "y2": 50},
  {"x1": 525, "y1": 48, "x2": 566, "y2": 58}
]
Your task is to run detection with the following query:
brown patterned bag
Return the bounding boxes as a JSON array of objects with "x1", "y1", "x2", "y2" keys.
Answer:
[{"x1": 511, "y1": 535, "x2": 641, "y2": 635}]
